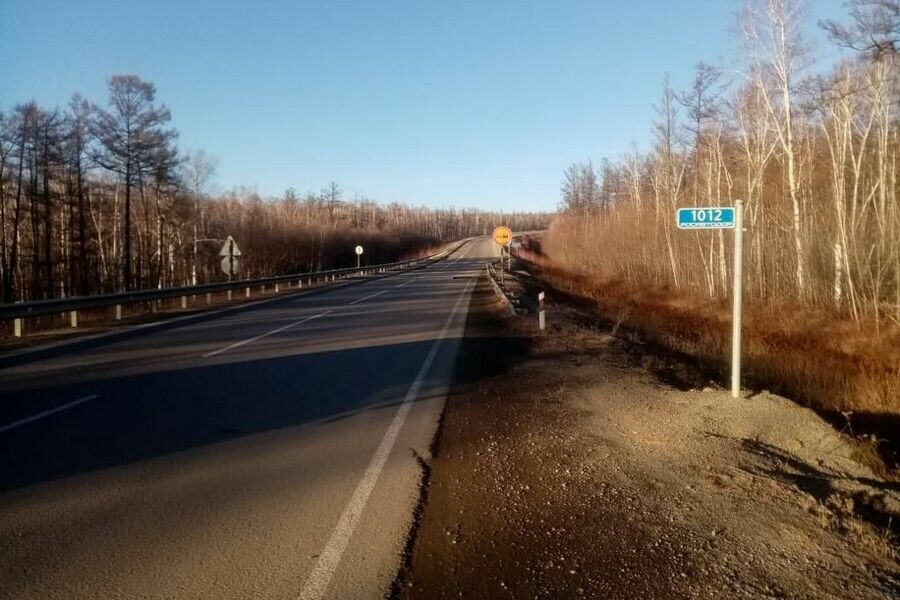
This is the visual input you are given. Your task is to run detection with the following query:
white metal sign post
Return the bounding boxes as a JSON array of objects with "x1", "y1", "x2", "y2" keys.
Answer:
[
  {"x1": 355, "y1": 245, "x2": 364, "y2": 269},
  {"x1": 677, "y1": 201, "x2": 744, "y2": 398},
  {"x1": 730, "y1": 202, "x2": 744, "y2": 399}
]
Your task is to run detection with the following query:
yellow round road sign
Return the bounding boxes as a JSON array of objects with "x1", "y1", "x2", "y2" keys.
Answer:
[{"x1": 492, "y1": 226, "x2": 512, "y2": 246}]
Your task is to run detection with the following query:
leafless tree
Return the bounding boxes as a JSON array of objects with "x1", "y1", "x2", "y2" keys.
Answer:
[{"x1": 91, "y1": 75, "x2": 176, "y2": 290}]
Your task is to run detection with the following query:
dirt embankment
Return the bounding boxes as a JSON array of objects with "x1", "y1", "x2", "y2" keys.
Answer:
[
  {"x1": 517, "y1": 236, "x2": 900, "y2": 471},
  {"x1": 394, "y1": 275, "x2": 900, "y2": 599}
]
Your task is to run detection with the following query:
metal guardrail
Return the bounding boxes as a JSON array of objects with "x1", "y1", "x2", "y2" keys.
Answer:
[
  {"x1": 1, "y1": 240, "x2": 469, "y2": 328},
  {"x1": 486, "y1": 262, "x2": 516, "y2": 317}
]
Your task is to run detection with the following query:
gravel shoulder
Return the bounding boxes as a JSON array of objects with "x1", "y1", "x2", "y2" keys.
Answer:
[{"x1": 394, "y1": 278, "x2": 900, "y2": 599}]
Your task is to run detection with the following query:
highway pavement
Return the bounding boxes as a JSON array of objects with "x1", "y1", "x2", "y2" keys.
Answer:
[{"x1": 0, "y1": 237, "x2": 499, "y2": 600}]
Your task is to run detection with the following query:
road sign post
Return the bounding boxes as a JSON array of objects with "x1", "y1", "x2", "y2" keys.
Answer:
[
  {"x1": 355, "y1": 245, "x2": 364, "y2": 270},
  {"x1": 731, "y1": 201, "x2": 744, "y2": 399},
  {"x1": 492, "y1": 226, "x2": 512, "y2": 287},
  {"x1": 677, "y1": 202, "x2": 744, "y2": 398}
]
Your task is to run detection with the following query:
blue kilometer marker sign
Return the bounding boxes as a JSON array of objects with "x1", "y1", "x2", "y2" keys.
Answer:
[{"x1": 677, "y1": 207, "x2": 736, "y2": 229}]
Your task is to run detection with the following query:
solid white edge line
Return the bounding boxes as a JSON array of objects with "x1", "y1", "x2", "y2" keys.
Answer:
[
  {"x1": 0, "y1": 394, "x2": 100, "y2": 434},
  {"x1": 296, "y1": 278, "x2": 474, "y2": 600},
  {"x1": 348, "y1": 289, "x2": 388, "y2": 305},
  {"x1": 201, "y1": 310, "x2": 330, "y2": 358}
]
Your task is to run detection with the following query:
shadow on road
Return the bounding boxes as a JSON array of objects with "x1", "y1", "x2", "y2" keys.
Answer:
[{"x1": 0, "y1": 266, "x2": 529, "y2": 494}]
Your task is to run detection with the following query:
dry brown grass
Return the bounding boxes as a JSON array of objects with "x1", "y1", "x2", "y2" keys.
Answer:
[{"x1": 532, "y1": 259, "x2": 900, "y2": 419}]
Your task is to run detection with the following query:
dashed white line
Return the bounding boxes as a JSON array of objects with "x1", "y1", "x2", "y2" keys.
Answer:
[
  {"x1": 296, "y1": 279, "x2": 474, "y2": 600},
  {"x1": 0, "y1": 394, "x2": 100, "y2": 434},
  {"x1": 349, "y1": 289, "x2": 388, "y2": 305},
  {"x1": 394, "y1": 275, "x2": 424, "y2": 288},
  {"x1": 201, "y1": 311, "x2": 330, "y2": 358}
]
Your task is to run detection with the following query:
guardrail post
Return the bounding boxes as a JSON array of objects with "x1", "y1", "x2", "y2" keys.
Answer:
[
  {"x1": 245, "y1": 287, "x2": 251, "y2": 298},
  {"x1": 260, "y1": 284, "x2": 265, "y2": 295},
  {"x1": 181, "y1": 296, "x2": 187, "y2": 309},
  {"x1": 275, "y1": 283, "x2": 279, "y2": 293},
  {"x1": 206, "y1": 293, "x2": 212, "y2": 304},
  {"x1": 115, "y1": 304, "x2": 122, "y2": 320},
  {"x1": 70, "y1": 310, "x2": 78, "y2": 328},
  {"x1": 14, "y1": 318, "x2": 22, "y2": 337},
  {"x1": 298, "y1": 279, "x2": 303, "y2": 288},
  {"x1": 227, "y1": 290, "x2": 233, "y2": 301}
]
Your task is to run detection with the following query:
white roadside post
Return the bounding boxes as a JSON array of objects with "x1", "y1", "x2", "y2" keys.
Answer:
[
  {"x1": 538, "y1": 291, "x2": 546, "y2": 331},
  {"x1": 677, "y1": 202, "x2": 744, "y2": 399},
  {"x1": 731, "y1": 201, "x2": 744, "y2": 399}
]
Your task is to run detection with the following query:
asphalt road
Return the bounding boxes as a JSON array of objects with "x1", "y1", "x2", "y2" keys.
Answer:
[{"x1": 0, "y1": 237, "x2": 498, "y2": 600}]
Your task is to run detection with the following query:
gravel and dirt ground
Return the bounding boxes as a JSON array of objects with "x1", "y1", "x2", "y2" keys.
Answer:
[{"x1": 393, "y1": 271, "x2": 900, "y2": 599}]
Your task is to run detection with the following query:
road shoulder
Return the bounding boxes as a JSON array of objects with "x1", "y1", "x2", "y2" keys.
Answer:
[{"x1": 394, "y1": 289, "x2": 900, "y2": 598}]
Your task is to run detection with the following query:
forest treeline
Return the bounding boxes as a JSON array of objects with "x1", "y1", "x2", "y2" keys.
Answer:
[
  {"x1": 0, "y1": 76, "x2": 551, "y2": 302},
  {"x1": 547, "y1": 0, "x2": 900, "y2": 330}
]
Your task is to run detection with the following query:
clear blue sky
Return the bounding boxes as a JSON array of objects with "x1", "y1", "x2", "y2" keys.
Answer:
[{"x1": 1, "y1": 0, "x2": 848, "y2": 212}]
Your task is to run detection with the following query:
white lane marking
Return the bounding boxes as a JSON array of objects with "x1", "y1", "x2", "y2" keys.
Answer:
[
  {"x1": 201, "y1": 311, "x2": 330, "y2": 358},
  {"x1": 348, "y1": 289, "x2": 388, "y2": 305},
  {"x1": 395, "y1": 275, "x2": 424, "y2": 288},
  {"x1": 0, "y1": 252, "x2": 432, "y2": 364},
  {"x1": 0, "y1": 394, "x2": 100, "y2": 434},
  {"x1": 297, "y1": 279, "x2": 474, "y2": 600}
]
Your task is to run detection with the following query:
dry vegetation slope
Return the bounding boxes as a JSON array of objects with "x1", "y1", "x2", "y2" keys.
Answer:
[{"x1": 528, "y1": 238, "x2": 900, "y2": 472}]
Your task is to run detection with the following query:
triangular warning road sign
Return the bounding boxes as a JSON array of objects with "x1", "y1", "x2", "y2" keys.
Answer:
[{"x1": 219, "y1": 235, "x2": 242, "y2": 257}]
